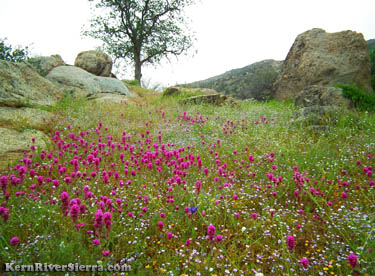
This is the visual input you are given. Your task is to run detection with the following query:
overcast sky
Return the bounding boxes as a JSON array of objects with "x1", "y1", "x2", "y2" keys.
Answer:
[{"x1": 1, "y1": 0, "x2": 375, "y2": 87}]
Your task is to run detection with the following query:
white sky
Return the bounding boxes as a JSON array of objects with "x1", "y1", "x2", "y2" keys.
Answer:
[{"x1": 1, "y1": 0, "x2": 375, "y2": 87}]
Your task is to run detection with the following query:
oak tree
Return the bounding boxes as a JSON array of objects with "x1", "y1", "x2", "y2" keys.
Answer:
[{"x1": 84, "y1": 0, "x2": 196, "y2": 83}]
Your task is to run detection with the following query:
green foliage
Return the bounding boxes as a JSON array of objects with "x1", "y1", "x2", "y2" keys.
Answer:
[
  {"x1": 2, "y1": 91, "x2": 375, "y2": 275},
  {"x1": 335, "y1": 83, "x2": 375, "y2": 112},
  {"x1": 83, "y1": 0, "x2": 196, "y2": 82},
  {"x1": 370, "y1": 48, "x2": 375, "y2": 90},
  {"x1": 122, "y1": 79, "x2": 141, "y2": 87},
  {"x1": 0, "y1": 38, "x2": 30, "y2": 62}
]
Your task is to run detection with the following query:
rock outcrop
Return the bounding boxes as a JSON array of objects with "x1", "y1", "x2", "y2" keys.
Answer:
[
  {"x1": 89, "y1": 94, "x2": 130, "y2": 104},
  {"x1": 295, "y1": 85, "x2": 351, "y2": 108},
  {"x1": 180, "y1": 94, "x2": 237, "y2": 106},
  {"x1": 0, "y1": 107, "x2": 53, "y2": 130},
  {"x1": 0, "y1": 60, "x2": 64, "y2": 107},
  {"x1": 46, "y1": 66, "x2": 133, "y2": 98},
  {"x1": 0, "y1": 128, "x2": 49, "y2": 171},
  {"x1": 163, "y1": 87, "x2": 180, "y2": 97},
  {"x1": 184, "y1": 59, "x2": 283, "y2": 100},
  {"x1": 74, "y1": 50, "x2": 112, "y2": 77},
  {"x1": 292, "y1": 85, "x2": 352, "y2": 130},
  {"x1": 28, "y1": 54, "x2": 65, "y2": 77},
  {"x1": 274, "y1": 28, "x2": 372, "y2": 100}
]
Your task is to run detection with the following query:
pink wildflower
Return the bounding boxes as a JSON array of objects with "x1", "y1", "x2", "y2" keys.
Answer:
[
  {"x1": 287, "y1": 235, "x2": 296, "y2": 250},
  {"x1": 94, "y1": 209, "x2": 103, "y2": 229},
  {"x1": 103, "y1": 212, "x2": 112, "y2": 230},
  {"x1": 300, "y1": 257, "x2": 309, "y2": 268},
  {"x1": 157, "y1": 221, "x2": 164, "y2": 231},
  {"x1": 10, "y1": 237, "x2": 20, "y2": 246},
  {"x1": 347, "y1": 253, "x2": 358, "y2": 268},
  {"x1": 207, "y1": 224, "x2": 216, "y2": 238}
]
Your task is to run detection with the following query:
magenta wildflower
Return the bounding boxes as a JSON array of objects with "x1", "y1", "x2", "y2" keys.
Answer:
[
  {"x1": 10, "y1": 236, "x2": 20, "y2": 246},
  {"x1": 103, "y1": 250, "x2": 110, "y2": 256},
  {"x1": 300, "y1": 257, "x2": 309, "y2": 268},
  {"x1": 207, "y1": 224, "x2": 216, "y2": 238},
  {"x1": 347, "y1": 253, "x2": 358, "y2": 268},
  {"x1": 251, "y1": 212, "x2": 258, "y2": 219},
  {"x1": 61, "y1": 192, "x2": 69, "y2": 202},
  {"x1": 167, "y1": 232, "x2": 173, "y2": 239},
  {"x1": 93, "y1": 239, "x2": 100, "y2": 245},
  {"x1": 103, "y1": 212, "x2": 112, "y2": 230},
  {"x1": 195, "y1": 180, "x2": 202, "y2": 195},
  {"x1": 287, "y1": 235, "x2": 296, "y2": 250},
  {"x1": 216, "y1": 235, "x2": 223, "y2": 242},
  {"x1": 70, "y1": 204, "x2": 80, "y2": 222},
  {"x1": 157, "y1": 221, "x2": 164, "y2": 231},
  {"x1": 204, "y1": 168, "x2": 209, "y2": 176},
  {"x1": 94, "y1": 209, "x2": 103, "y2": 229},
  {"x1": 75, "y1": 223, "x2": 85, "y2": 230},
  {"x1": 185, "y1": 238, "x2": 192, "y2": 246}
]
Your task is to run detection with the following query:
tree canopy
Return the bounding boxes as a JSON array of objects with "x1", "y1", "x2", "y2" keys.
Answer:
[{"x1": 84, "y1": 0, "x2": 196, "y2": 83}]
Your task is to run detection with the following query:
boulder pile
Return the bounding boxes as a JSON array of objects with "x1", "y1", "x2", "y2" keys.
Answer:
[{"x1": 0, "y1": 50, "x2": 134, "y2": 171}]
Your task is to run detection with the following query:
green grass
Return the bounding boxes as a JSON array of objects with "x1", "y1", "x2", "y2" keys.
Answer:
[{"x1": 1, "y1": 92, "x2": 375, "y2": 275}]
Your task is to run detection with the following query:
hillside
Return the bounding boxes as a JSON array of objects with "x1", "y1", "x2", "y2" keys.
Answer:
[
  {"x1": 1, "y1": 86, "x2": 375, "y2": 275},
  {"x1": 1, "y1": 33, "x2": 375, "y2": 276},
  {"x1": 183, "y1": 59, "x2": 283, "y2": 100},
  {"x1": 182, "y1": 39, "x2": 375, "y2": 101}
]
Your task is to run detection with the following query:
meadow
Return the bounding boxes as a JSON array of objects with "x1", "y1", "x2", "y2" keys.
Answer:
[{"x1": 1, "y1": 88, "x2": 375, "y2": 276}]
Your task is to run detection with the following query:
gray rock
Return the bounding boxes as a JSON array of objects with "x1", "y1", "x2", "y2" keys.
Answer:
[
  {"x1": 292, "y1": 105, "x2": 340, "y2": 127},
  {"x1": 295, "y1": 85, "x2": 351, "y2": 108},
  {"x1": 0, "y1": 128, "x2": 49, "y2": 171},
  {"x1": 274, "y1": 28, "x2": 372, "y2": 100},
  {"x1": 0, "y1": 107, "x2": 53, "y2": 130},
  {"x1": 46, "y1": 66, "x2": 134, "y2": 98},
  {"x1": 0, "y1": 60, "x2": 64, "y2": 107},
  {"x1": 163, "y1": 86, "x2": 180, "y2": 96},
  {"x1": 74, "y1": 50, "x2": 112, "y2": 77},
  {"x1": 28, "y1": 54, "x2": 65, "y2": 76},
  {"x1": 90, "y1": 94, "x2": 131, "y2": 104},
  {"x1": 180, "y1": 94, "x2": 237, "y2": 106}
]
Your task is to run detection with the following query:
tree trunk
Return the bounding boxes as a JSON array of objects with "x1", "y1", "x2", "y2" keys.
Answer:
[{"x1": 134, "y1": 52, "x2": 142, "y2": 84}]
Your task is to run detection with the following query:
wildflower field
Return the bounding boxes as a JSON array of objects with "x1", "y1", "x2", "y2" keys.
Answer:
[{"x1": 1, "y1": 90, "x2": 375, "y2": 276}]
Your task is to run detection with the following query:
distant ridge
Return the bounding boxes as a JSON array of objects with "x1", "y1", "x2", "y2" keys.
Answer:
[{"x1": 182, "y1": 59, "x2": 283, "y2": 100}]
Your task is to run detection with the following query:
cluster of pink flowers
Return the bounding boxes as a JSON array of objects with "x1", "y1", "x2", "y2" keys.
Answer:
[
  {"x1": 287, "y1": 235, "x2": 296, "y2": 250},
  {"x1": 60, "y1": 192, "x2": 69, "y2": 216},
  {"x1": 347, "y1": 253, "x2": 358, "y2": 268}
]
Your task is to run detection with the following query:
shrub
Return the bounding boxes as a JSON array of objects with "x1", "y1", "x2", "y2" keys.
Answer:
[
  {"x1": 334, "y1": 83, "x2": 375, "y2": 112},
  {"x1": 122, "y1": 79, "x2": 140, "y2": 87},
  {"x1": 370, "y1": 48, "x2": 375, "y2": 90},
  {"x1": 0, "y1": 38, "x2": 30, "y2": 62}
]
